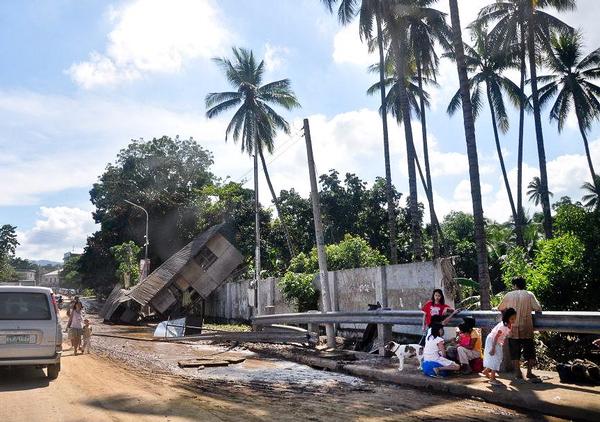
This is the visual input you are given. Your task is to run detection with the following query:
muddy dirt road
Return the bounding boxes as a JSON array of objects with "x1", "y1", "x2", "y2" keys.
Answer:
[
  {"x1": 1, "y1": 346, "x2": 562, "y2": 422},
  {"x1": 0, "y1": 303, "x2": 559, "y2": 421}
]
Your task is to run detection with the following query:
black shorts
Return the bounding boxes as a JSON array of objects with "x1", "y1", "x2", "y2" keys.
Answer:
[{"x1": 508, "y1": 338, "x2": 536, "y2": 361}]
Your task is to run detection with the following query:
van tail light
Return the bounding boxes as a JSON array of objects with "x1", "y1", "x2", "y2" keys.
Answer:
[{"x1": 56, "y1": 323, "x2": 63, "y2": 352}]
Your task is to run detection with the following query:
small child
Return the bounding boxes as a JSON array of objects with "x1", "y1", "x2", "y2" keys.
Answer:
[
  {"x1": 483, "y1": 308, "x2": 517, "y2": 385},
  {"x1": 423, "y1": 323, "x2": 461, "y2": 377},
  {"x1": 82, "y1": 318, "x2": 92, "y2": 354}
]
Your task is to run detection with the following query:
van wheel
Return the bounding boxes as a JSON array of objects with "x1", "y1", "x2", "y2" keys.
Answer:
[{"x1": 47, "y1": 363, "x2": 60, "y2": 380}]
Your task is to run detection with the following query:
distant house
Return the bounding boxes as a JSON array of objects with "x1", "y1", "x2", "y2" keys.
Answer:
[
  {"x1": 40, "y1": 269, "x2": 61, "y2": 288},
  {"x1": 100, "y1": 223, "x2": 244, "y2": 322},
  {"x1": 15, "y1": 270, "x2": 36, "y2": 286}
]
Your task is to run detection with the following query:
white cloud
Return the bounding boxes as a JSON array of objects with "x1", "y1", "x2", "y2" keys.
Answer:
[
  {"x1": 0, "y1": 90, "x2": 243, "y2": 206},
  {"x1": 332, "y1": 21, "x2": 374, "y2": 67},
  {"x1": 16, "y1": 207, "x2": 97, "y2": 261},
  {"x1": 264, "y1": 43, "x2": 290, "y2": 72},
  {"x1": 67, "y1": 0, "x2": 231, "y2": 89}
]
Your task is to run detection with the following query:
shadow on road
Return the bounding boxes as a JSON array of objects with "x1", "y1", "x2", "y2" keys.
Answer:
[{"x1": 0, "y1": 367, "x2": 50, "y2": 392}]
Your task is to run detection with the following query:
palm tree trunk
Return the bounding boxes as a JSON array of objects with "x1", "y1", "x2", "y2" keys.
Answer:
[
  {"x1": 576, "y1": 112, "x2": 599, "y2": 190},
  {"x1": 253, "y1": 150, "x2": 261, "y2": 313},
  {"x1": 526, "y1": 3, "x2": 553, "y2": 238},
  {"x1": 376, "y1": 10, "x2": 399, "y2": 265},
  {"x1": 258, "y1": 149, "x2": 296, "y2": 258},
  {"x1": 393, "y1": 31, "x2": 423, "y2": 260},
  {"x1": 486, "y1": 82, "x2": 519, "y2": 225},
  {"x1": 416, "y1": 60, "x2": 441, "y2": 258},
  {"x1": 515, "y1": 26, "x2": 526, "y2": 247},
  {"x1": 413, "y1": 142, "x2": 446, "y2": 249},
  {"x1": 448, "y1": 0, "x2": 491, "y2": 310}
]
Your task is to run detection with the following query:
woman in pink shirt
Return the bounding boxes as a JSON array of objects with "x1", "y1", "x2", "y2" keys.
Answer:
[{"x1": 483, "y1": 308, "x2": 517, "y2": 385}]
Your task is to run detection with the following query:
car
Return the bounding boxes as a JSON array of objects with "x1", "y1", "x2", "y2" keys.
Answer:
[{"x1": 0, "y1": 286, "x2": 63, "y2": 379}]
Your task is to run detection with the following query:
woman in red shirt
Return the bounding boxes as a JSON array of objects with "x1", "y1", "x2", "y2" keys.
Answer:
[{"x1": 421, "y1": 289, "x2": 454, "y2": 330}]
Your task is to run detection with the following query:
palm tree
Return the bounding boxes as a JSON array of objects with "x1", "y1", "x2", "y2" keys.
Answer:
[
  {"x1": 385, "y1": 2, "x2": 431, "y2": 260},
  {"x1": 447, "y1": 25, "x2": 523, "y2": 232},
  {"x1": 322, "y1": 0, "x2": 400, "y2": 264},
  {"x1": 527, "y1": 176, "x2": 553, "y2": 206},
  {"x1": 406, "y1": 2, "x2": 452, "y2": 258},
  {"x1": 367, "y1": 62, "x2": 447, "y2": 249},
  {"x1": 477, "y1": 0, "x2": 576, "y2": 240},
  {"x1": 537, "y1": 31, "x2": 600, "y2": 190},
  {"x1": 581, "y1": 176, "x2": 600, "y2": 210},
  {"x1": 447, "y1": 0, "x2": 492, "y2": 310},
  {"x1": 205, "y1": 47, "x2": 300, "y2": 293}
]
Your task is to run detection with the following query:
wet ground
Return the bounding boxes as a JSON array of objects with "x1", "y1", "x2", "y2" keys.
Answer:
[{"x1": 80, "y1": 307, "x2": 562, "y2": 421}]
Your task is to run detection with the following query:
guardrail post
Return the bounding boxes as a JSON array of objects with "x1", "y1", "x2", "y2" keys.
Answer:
[{"x1": 377, "y1": 266, "x2": 392, "y2": 355}]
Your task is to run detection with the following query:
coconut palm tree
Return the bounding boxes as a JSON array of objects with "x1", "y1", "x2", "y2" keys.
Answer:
[
  {"x1": 367, "y1": 61, "x2": 447, "y2": 249},
  {"x1": 447, "y1": 25, "x2": 524, "y2": 232},
  {"x1": 447, "y1": 0, "x2": 492, "y2": 310},
  {"x1": 477, "y1": 0, "x2": 576, "y2": 240},
  {"x1": 322, "y1": 0, "x2": 401, "y2": 263},
  {"x1": 384, "y1": 2, "x2": 430, "y2": 260},
  {"x1": 205, "y1": 47, "x2": 300, "y2": 292},
  {"x1": 582, "y1": 176, "x2": 600, "y2": 210},
  {"x1": 405, "y1": 2, "x2": 452, "y2": 258},
  {"x1": 527, "y1": 176, "x2": 553, "y2": 206},
  {"x1": 537, "y1": 31, "x2": 600, "y2": 190}
]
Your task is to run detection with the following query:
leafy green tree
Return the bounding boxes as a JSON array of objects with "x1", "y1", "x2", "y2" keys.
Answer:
[
  {"x1": 280, "y1": 235, "x2": 389, "y2": 311},
  {"x1": 80, "y1": 136, "x2": 215, "y2": 293},
  {"x1": 110, "y1": 241, "x2": 142, "y2": 288},
  {"x1": 0, "y1": 225, "x2": 19, "y2": 282},
  {"x1": 195, "y1": 182, "x2": 275, "y2": 277},
  {"x1": 538, "y1": 31, "x2": 600, "y2": 189},
  {"x1": 0, "y1": 225, "x2": 18, "y2": 257},
  {"x1": 441, "y1": 211, "x2": 477, "y2": 283},
  {"x1": 60, "y1": 255, "x2": 82, "y2": 289}
]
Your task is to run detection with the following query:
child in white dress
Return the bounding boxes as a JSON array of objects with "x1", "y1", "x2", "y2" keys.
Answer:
[
  {"x1": 423, "y1": 324, "x2": 461, "y2": 377},
  {"x1": 483, "y1": 308, "x2": 517, "y2": 385}
]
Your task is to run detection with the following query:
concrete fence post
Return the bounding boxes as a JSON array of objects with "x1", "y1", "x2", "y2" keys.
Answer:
[{"x1": 377, "y1": 266, "x2": 392, "y2": 355}]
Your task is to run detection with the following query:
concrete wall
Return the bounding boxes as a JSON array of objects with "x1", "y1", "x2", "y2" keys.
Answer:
[{"x1": 204, "y1": 258, "x2": 456, "y2": 336}]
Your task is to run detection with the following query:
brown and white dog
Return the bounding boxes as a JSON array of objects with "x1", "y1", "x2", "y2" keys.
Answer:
[{"x1": 385, "y1": 341, "x2": 424, "y2": 371}]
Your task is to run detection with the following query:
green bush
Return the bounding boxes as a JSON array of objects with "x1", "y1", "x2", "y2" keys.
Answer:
[
  {"x1": 278, "y1": 272, "x2": 319, "y2": 312},
  {"x1": 501, "y1": 235, "x2": 586, "y2": 310},
  {"x1": 533, "y1": 234, "x2": 586, "y2": 310},
  {"x1": 279, "y1": 235, "x2": 388, "y2": 312}
]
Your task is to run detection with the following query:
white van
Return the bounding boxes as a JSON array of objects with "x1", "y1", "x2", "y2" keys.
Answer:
[{"x1": 0, "y1": 286, "x2": 62, "y2": 379}]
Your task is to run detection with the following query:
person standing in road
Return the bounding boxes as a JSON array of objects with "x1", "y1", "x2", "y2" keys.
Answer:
[
  {"x1": 67, "y1": 301, "x2": 84, "y2": 356},
  {"x1": 498, "y1": 277, "x2": 542, "y2": 382}
]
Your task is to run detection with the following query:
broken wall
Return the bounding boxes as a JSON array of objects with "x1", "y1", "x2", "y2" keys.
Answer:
[{"x1": 205, "y1": 258, "x2": 456, "y2": 335}]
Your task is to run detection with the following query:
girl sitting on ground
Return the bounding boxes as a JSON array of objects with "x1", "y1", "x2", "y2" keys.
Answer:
[
  {"x1": 483, "y1": 308, "x2": 517, "y2": 385},
  {"x1": 423, "y1": 323, "x2": 461, "y2": 377}
]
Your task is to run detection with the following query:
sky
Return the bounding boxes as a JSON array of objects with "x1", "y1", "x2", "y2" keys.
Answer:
[{"x1": 1, "y1": 0, "x2": 599, "y2": 261}]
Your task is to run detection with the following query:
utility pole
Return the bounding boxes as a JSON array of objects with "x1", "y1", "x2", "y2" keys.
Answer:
[
  {"x1": 253, "y1": 149, "x2": 261, "y2": 315},
  {"x1": 303, "y1": 118, "x2": 336, "y2": 349},
  {"x1": 124, "y1": 199, "x2": 150, "y2": 280}
]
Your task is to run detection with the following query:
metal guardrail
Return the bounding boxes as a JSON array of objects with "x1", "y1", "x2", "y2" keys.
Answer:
[{"x1": 253, "y1": 310, "x2": 600, "y2": 335}]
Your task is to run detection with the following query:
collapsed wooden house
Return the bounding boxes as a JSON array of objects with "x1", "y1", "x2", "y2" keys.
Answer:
[{"x1": 100, "y1": 223, "x2": 244, "y2": 323}]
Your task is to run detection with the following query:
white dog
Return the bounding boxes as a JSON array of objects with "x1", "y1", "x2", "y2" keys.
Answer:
[{"x1": 385, "y1": 341, "x2": 424, "y2": 371}]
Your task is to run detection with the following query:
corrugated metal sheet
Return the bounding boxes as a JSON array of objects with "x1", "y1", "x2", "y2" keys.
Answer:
[
  {"x1": 99, "y1": 284, "x2": 132, "y2": 320},
  {"x1": 128, "y1": 223, "x2": 233, "y2": 307}
]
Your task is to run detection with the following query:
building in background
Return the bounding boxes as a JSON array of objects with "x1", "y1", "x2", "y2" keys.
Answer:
[
  {"x1": 0, "y1": 269, "x2": 37, "y2": 286},
  {"x1": 40, "y1": 269, "x2": 61, "y2": 288}
]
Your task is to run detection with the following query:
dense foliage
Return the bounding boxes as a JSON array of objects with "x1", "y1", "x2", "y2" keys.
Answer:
[{"x1": 279, "y1": 235, "x2": 388, "y2": 311}]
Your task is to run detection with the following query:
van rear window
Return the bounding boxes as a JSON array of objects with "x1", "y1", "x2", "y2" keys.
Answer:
[{"x1": 0, "y1": 293, "x2": 51, "y2": 320}]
